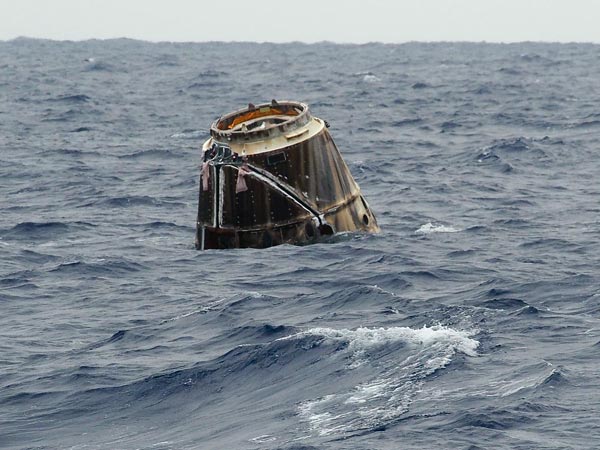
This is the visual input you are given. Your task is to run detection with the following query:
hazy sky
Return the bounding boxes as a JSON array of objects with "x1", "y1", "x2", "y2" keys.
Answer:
[{"x1": 1, "y1": 0, "x2": 600, "y2": 43}]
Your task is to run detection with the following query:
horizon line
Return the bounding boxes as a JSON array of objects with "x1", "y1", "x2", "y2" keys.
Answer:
[{"x1": 2, "y1": 35, "x2": 600, "y2": 46}]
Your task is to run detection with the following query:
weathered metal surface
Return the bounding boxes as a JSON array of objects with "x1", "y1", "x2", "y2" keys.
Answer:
[{"x1": 195, "y1": 100, "x2": 379, "y2": 250}]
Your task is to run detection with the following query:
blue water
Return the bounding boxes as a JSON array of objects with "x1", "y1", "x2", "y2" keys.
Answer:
[{"x1": 1, "y1": 38, "x2": 600, "y2": 449}]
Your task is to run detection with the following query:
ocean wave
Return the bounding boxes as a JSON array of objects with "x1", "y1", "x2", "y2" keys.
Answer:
[
  {"x1": 88, "y1": 328, "x2": 154, "y2": 350},
  {"x1": 478, "y1": 137, "x2": 551, "y2": 164},
  {"x1": 170, "y1": 129, "x2": 208, "y2": 139},
  {"x1": 446, "y1": 408, "x2": 531, "y2": 430},
  {"x1": 83, "y1": 61, "x2": 117, "y2": 72},
  {"x1": 412, "y1": 82, "x2": 430, "y2": 89},
  {"x1": 187, "y1": 81, "x2": 223, "y2": 89},
  {"x1": 362, "y1": 74, "x2": 380, "y2": 83},
  {"x1": 30, "y1": 324, "x2": 478, "y2": 443},
  {"x1": 117, "y1": 148, "x2": 186, "y2": 159},
  {"x1": 391, "y1": 117, "x2": 423, "y2": 127},
  {"x1": 478, "y1": 297, "x2": 529, "y2": 310},
  {"x1": 415, "y1": 222, "x2": 461, "y2": 234},
  {"x1": 295, "y1": 325, "x2": 478, "y2": 436},
  {"x1": 70, "y1": 126, "x2": 93, "y2": 132},
  {"x1": 86, "y1": 195, "x2": 185, "y2": 208},
  {"x1": 315, "y1": 283, "x2": 409, "y2": 310},
  {"x1": 48, "y1": 258, "x2": 146, "y2": 276},
  {"x1": 135, "y1": 221, "x2": 194, "y2": 231},
  {"x1": 45, "y1": 94, "x2": 91, "y2": 103},
  {"x1": 195, "y1": 69, "x2": 228, "y2": 78},
  {"x1": 0, "y1": 221, "x2": 95, "y2": 241},
  {"x1": 224, "y1": 323, "x2": 297, "y2": 342}
]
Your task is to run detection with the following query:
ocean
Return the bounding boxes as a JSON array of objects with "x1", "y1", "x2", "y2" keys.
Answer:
[{"x1": 1, "y1": 38, "x2": 599, "y2": 449}]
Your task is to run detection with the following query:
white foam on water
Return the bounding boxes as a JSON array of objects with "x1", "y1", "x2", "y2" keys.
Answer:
[
  {"x1": 367, "y1": 284, "x2": 399, "y2": 297},
  {"x1": 363, "y1": 74, "x2": 381, "y2": 83},
  {"x1": 415, "y1": 222, "x2": 461, "y2": 234},
  {"x1": 294, "y1": 325, "x2": 478, "y2": 436},
  {"x1": 170, "y1": 129, "x2": 206, "y2": 139},
  {"x1": 285, "y1": 325, "x2": 478, "y2": 357},
  {"x1": 248, "y1": 434, "x2": 277, "y2": 443},
  {"x1": 162, "y1": 296, "x2": 229, "y2": 322}
]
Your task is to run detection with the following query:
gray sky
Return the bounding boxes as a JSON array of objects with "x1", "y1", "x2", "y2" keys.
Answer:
[{"x1": 1, "y1": 0, "x2": 600, "y2": 43}]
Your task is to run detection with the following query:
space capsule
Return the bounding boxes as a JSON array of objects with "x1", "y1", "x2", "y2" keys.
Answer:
[{"x1": 195, "y1": 100, "x2": 379, "y2": 250}]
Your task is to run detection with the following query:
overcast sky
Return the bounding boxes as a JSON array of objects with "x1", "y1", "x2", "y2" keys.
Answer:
[{"x1": 1, "y1": 0, "x2": 599, "y2": 43}]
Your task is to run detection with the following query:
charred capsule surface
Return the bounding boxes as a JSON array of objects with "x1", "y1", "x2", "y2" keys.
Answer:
[{"x1": 195, "y1": 100, "x2": 379, "y2": 250}]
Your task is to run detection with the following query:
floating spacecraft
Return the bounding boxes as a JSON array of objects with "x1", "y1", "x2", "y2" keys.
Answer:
[{"x1": 195, "y1": 100, "x2": 379, "y2": 250}]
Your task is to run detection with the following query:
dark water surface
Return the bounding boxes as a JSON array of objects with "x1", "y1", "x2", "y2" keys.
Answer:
[{"x1": 1, "y1": 39, "x2": 600, "y2": 449}]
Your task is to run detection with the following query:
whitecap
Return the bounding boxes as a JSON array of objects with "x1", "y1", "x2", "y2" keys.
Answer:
[
  {"x1": 249, "y1": 434, "x2": 277, "y2": 443},
  {"x1": 288, "y1": 325, "x2": 478, "y2": 359},
  {"x1": 170, "y1": 129, "x2": 207, "y2": 139},
  {"x1": 294, "y1": 325, "x2": 478, "y2": 436},
  {"x1": 362, "y1": 74, "x2": 380, "y2": 83},
  {"x1": 415, "y1": 222, "x2": 461, "y2": 234}
]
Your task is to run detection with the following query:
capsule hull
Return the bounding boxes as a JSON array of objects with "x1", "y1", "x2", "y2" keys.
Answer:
[{"x1": 195, "y1": 101, "x2": 379, "y2": 250}]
